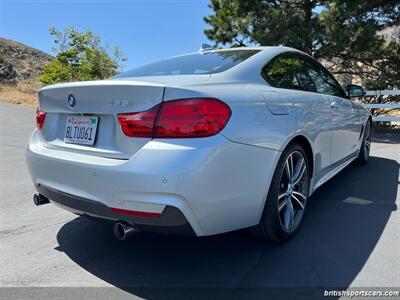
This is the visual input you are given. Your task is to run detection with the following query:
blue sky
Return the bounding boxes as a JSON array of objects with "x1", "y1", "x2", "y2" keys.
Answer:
[{"x1": 0, "y1": 0, "x2": 213, "y2": 70}]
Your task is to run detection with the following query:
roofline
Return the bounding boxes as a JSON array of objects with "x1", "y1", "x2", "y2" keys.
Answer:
[
  {"x1": 161, "y1": 46, "x2": 304, "y2": 61},
  {"x1": 202, "y1": 45, "x2": 302, "y2": 52}
]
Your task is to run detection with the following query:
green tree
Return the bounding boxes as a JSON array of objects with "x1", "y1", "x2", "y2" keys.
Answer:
[
  {"x1": 204, "y1": 0, "x2": 400, "y2": 89},
  {"x1": 41, "y1": 27, "x2": 127, "y2": 84}
]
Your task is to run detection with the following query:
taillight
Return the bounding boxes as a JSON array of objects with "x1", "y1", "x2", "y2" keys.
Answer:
[
  {"x1": 118, "y1": 104, "x2": 160, "y2": 137},
  {"x1": 155, "y1": 98, "x2": 231, "y2": 138},
  {"x1": 36, "y1": 107, "x2": 46, "y2": 129},
  {"x1": 117, "y1": 98, "x2": 231, "y2": 138}
]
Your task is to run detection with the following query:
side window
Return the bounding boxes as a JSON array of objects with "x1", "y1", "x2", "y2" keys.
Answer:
[
  {"x1": 262, "y1": 53, "x2": 345, "y2": 97},
  {"x1": 262, "y1": 55, "x2": 317, "y2": 93},
  {"x1": 306, "y1": 62, "x2": 344, "y2": 97}
]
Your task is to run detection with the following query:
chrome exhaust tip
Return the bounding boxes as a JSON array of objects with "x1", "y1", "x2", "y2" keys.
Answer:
[
  {"x1": 113, "y1": 222, "x2": 139, "y2": 241},
  {"x1": 33, "y1": 194, "x2": 50, "y2": 206}
]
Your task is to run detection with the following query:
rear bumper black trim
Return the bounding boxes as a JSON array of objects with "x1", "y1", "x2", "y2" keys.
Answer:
[{"x1": 36, "y1": 184, "x2": 195, "y2": 236}]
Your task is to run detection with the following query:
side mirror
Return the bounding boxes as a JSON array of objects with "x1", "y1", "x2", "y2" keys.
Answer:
[{"x1": 347, "y1": 84, "x2": 365, "y2": 98}]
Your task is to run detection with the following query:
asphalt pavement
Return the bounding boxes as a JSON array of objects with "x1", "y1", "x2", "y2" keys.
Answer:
[{"x1": 1, "y1": 102, "x2": 399, "y2": 300}]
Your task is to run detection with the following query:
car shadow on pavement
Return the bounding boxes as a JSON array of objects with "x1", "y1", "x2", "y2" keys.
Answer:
[{"x1": 56, "y1": 156, "x2": 398, "y2": 300}]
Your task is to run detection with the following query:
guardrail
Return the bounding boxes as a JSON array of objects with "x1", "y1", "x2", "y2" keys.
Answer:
[{"x1": 363, "y1": 90, "x2": 400, "y2": 122}]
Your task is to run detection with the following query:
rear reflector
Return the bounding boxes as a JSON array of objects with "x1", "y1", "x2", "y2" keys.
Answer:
[
  {"x1": 111, "y1": 207, "x2": 161, "y2": 218},
  {"x1": 118, "y1": 98, "x2": 231, "y2": 138},
  {"x1": 36, "y1": 107, "x2": 46, "y2": 129}
]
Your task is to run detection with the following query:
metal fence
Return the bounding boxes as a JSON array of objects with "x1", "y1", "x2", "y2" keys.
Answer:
[{"x1": 363, "y1": 90, "x2": 400, "y2": 122}]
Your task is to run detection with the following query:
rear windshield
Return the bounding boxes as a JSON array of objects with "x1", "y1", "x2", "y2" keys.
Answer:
[{"x1": 114, "y1": 50, "x2": 260, "y2": 78}]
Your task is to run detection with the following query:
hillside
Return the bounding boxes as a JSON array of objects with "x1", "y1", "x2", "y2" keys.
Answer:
[{"x1": 0, "y1": 37, "x2": 53, "y2": 107}]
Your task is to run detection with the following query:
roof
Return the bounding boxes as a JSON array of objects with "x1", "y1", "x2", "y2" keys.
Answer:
[{"x1": 201, "y1": 45, "x2": 300, "y2": 53}]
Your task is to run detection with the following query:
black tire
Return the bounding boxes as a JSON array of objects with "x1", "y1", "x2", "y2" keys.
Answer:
[
  {"x1": 355, "y1": 119, "x2": 372, "y2": 165},
  {"x1": 251, "y1": 143, "x2": 310, "y2": 242}
]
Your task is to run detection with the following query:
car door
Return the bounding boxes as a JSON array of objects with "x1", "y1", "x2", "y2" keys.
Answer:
[
  {"x1": 327, "y1": 94, "x2": 361, "y2": 162},
  {"x1": 306, "y1": 61, "x2": 360, "y2": 164}
]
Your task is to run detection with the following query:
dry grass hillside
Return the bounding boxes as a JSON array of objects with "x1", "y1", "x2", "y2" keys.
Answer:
[{"x1": 0, "y1": 37, "x2": 53, "y2": 107}]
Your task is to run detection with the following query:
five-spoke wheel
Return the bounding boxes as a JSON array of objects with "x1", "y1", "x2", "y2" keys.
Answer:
[
  {"x1": 278, "y1": 151, "x2": 308, "y2": 233},
  {"x1": 252, "y1": 143, "x2": 309, "y2": 241}
]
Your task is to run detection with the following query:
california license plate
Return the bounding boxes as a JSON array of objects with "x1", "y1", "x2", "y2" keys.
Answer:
[{"x1": 64, "y1": 116, "x2": 98, "y2": 145}]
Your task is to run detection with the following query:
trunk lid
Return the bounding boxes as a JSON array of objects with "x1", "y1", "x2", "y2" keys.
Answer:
[{"x1": 37, "y1": 80, "x2": 165, "y2": 159}]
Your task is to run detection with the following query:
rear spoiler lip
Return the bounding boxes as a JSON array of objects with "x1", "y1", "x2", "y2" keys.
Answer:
[{"x1": 38, "y1": 79, "x2": 164, "y2": 93}]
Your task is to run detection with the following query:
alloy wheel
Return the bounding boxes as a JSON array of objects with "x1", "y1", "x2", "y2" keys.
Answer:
[
  {"x1": 277, "y1": 151, "x2": 308, "y2": 233},
  {"x1": 363, "y1": 123, "x2": 371, "y2": 161}
]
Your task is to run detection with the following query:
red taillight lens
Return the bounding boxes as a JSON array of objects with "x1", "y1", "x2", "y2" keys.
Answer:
[
  {"x1": 117, "y1": 98, "x2": 231, "y2": 138},
  {"x1": 36, "y1": 107, "x2": 46, "y2": 129},
  {"x1": 117, "y1": 104, "x2": 160, "y2": 137},
  {"x1": 155, "y1": 98, "x2": 231, "y2": 138}
]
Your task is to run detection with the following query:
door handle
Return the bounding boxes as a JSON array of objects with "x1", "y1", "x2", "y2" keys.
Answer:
[{"x1": 330, "y1": 101, "x2": 338, "y2": 109}]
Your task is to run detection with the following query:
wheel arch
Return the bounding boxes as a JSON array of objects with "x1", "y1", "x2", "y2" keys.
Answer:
[
  {"x1": 361, "y1": 116, "x2": 372, "y2": 140},
  {"x1": 285, "y1": 135, "x2": 314, "y2": 179},
  {"x1": 251, "y1": 134, "x2": 315, "y2": 240}
]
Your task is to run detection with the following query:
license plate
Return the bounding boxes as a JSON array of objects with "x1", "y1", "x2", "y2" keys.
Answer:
[{"x1": 64, "y1": 116, "x2": 98, "y2": 145}]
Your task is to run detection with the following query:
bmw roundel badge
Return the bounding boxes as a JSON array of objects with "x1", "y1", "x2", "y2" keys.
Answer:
[{"x1": 68, "y1": 94, "x2": 76, "y2": 108}]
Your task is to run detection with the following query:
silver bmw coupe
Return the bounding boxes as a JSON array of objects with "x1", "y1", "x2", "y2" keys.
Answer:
[{"x1": 26, "y1": 46, "x2": 371, "y2": 241}]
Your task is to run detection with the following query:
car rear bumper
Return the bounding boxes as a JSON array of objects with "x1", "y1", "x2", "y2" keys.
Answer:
[
  {"x1": 37, "y1": 184, "x2": 195, "y2": 235},
  {"x1": 26, "y1": 130, "x2": 280, "y2": 236}
]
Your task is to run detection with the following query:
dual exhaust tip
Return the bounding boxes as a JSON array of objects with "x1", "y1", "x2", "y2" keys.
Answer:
[{"x1": 33, "y1": 194, "x2": 139, "y2": 241}]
